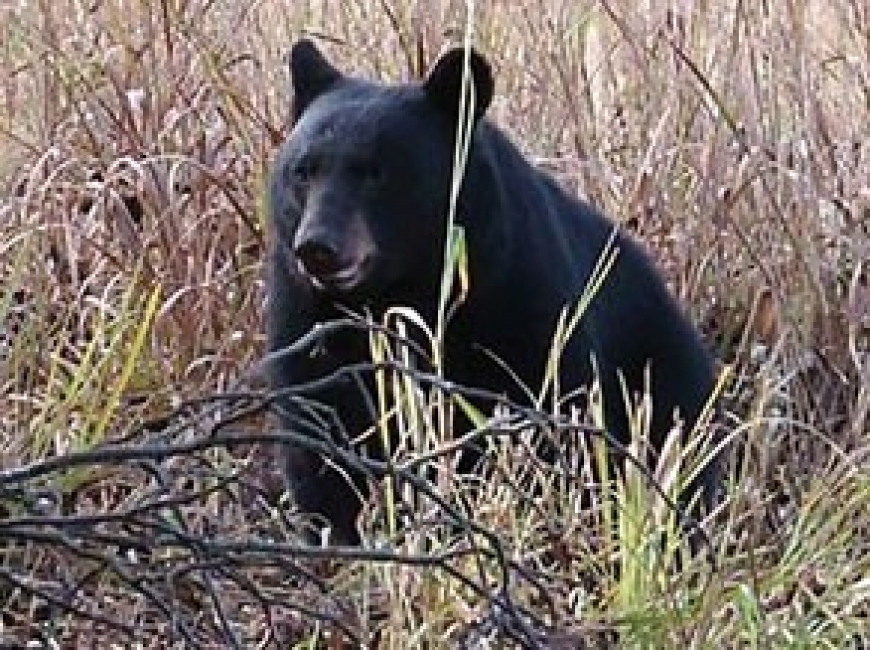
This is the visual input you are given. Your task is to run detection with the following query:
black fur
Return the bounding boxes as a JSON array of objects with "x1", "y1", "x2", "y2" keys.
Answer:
[{"x1": 267, "y1": 40, "x2": 720, "y2": 544}]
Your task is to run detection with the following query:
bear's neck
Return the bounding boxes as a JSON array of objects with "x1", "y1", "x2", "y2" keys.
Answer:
[{"x1": 445, "y1": 126, "x2": 578, "y2": 391}]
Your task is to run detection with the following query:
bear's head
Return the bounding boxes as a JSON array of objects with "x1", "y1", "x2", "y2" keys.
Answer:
[{"x1": 271, "y1": 39, "x2": 494, "y2": 308}]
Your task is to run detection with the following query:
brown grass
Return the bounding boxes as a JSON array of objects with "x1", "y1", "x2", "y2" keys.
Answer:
[{"x1": 1, "y1": 0, "x2": 868, "y2": 647}]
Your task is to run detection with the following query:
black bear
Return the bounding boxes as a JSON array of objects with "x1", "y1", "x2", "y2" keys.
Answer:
[{"x1": 267, "y1": 39, "x2": 720, "y2": 544}]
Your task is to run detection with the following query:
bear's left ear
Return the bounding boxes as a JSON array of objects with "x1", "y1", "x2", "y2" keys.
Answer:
[
  {"x1": 424, "y1": 47, "x2": 494, "y2": 127},
  {"x1": 289, "y1": 39, "x2": 343, "y2": 122}
]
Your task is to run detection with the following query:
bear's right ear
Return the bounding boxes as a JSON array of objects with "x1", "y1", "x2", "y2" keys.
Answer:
[
  {"x1": 289, "y1": 39, "x2": 343, "y2": 122},
  {"x1": 424, "y1": 47, "x2": 494, "y2": 128}
]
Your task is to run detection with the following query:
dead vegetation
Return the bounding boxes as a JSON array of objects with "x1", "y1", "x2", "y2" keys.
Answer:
[{"x1": 1, "y1": 0, "x2": 868, "y2": 647}]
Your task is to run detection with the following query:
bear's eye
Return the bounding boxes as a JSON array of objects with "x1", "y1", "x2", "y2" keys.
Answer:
[
  {"x1": 292, "y1": 159, "x2": 320, "y2": 185},
  {"x1": 352, "y1": 161, "x2": 384, "y2": 188}
]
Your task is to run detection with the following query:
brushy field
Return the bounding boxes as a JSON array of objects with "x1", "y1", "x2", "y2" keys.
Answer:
[{"x1": 1, "y1": 0, "x2": 868, "y2": 647}]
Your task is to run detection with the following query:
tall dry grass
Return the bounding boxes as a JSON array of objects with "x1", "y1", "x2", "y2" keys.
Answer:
[{"x1": 1, "y1": 0, "x2": 868, "y2": 646}]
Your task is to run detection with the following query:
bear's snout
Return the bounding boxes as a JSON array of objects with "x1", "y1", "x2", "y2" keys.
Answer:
[
  {"x1": 293, "y1": 222, "x2": 376, "y2": 294},
  {"x1": 295, "y1": 236, "x2": 342, "y2": 279}
]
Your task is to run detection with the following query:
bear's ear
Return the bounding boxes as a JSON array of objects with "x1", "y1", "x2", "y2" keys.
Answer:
[
  {"x1": 289, "y1": 39, "x2": 343, "y2": 122},
  {"x1": 424, "y1": 47, "x2": 494, "y2": 127}
]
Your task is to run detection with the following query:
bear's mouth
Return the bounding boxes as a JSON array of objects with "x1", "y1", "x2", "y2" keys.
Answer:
[{"x1": 298, "y1": 256, "x2": 374, "y2": 294}]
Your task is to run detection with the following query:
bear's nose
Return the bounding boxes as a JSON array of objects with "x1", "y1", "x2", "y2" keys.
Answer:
[{"x1": 295, "y1": 238, "x2": 342, "y2": 278}]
